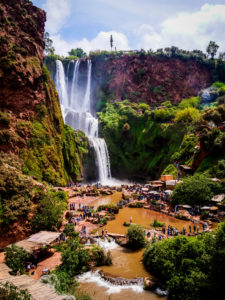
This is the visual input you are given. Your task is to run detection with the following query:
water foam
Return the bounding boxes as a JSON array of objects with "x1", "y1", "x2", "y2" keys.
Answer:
[
  {"x1": 55, "y1": 59, "x2": 112, "y2": 184},
  {"x1": 77, "y1": 271, "x2": 144, "y2": 294},
  {"x1": 95, "y1": 238, "x2": 118, "y2": 251}
]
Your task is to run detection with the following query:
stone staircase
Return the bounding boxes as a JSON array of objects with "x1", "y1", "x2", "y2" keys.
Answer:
[{"x1": 0, "y1": 263, "x2": 69, "y2": 300}]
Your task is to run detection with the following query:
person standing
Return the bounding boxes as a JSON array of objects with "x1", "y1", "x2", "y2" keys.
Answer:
[{"x1": 130, "y1": 216, "x2": 132, "y2": 223}]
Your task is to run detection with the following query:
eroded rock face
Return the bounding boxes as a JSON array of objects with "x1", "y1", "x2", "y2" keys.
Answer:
[
  {"x1": 92, "y1": 55, "x2": 212, "y2": 106},
  {"x1": 0, "y1": 0, "x2": 46, "y2": 114},
  {"x1": 0, "y1": 0, "x2": 88, "y2": 184}
]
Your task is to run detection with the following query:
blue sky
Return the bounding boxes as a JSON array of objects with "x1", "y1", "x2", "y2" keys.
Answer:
[{"x1": 32, "y1": 0, "x2": 225, "y2": 55}]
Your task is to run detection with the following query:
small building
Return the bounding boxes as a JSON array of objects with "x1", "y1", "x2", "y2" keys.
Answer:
[
  {"x1": 166, "y1": 180, "x2": 182, "y2": 189},
  {"x1": 211, "y1": 194, "x2": 225, "y2": 203},
  {"x1": 161, "y1": 175, "x2": 174, "y2": 182}
]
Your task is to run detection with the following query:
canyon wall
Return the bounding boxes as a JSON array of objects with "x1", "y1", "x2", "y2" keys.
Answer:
[
  {"x1": 0, "y1": 0, "x2": 87, "y2": 185},
  {"x1": 91, "y1": 54, "x2": 213, "y2": 109}
]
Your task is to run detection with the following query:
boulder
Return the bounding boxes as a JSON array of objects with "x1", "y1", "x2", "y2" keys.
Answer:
[{"x1": 144, "y1": 277, "x2": 157, "y2": 290}]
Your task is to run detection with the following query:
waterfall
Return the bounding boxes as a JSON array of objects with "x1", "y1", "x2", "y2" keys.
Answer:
[
  {"x1": 55, "y1": 60, "x2": 68, "y2": 108},
  {"x1": 55, "y1": 59, "x2": 112, "y2": 184},
  {"x1": 83, "y1": 60, "x2": 92, "y2": 112},
  {"x1": 70, "y1": 60, "x2": 80, "y2": 109}
]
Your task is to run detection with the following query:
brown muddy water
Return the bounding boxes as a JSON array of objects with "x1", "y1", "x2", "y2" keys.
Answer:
[
  {"x1": 93, "y1": 192, "x2": 196, "y2": 234},
  {"x1": 78, "y1": 191, "x2": 202, "y2": 299},
  {"x1": 79, "y1": 192, "x2": 218, "y2": 300}
]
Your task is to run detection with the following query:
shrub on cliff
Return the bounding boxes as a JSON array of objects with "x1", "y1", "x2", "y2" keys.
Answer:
[
  {"x1": 174, "y1": 107, "x2": 200, "y2": 123},
  {"x1": 199, "y1": 127, "x2": 225, "y2": 154},
  {"x1": 5, "y1": 245, "x2": 30, "y2": 275},
  {"x1": 0, "y1": 153, "x2": 33, "y2": 225},
  {"x1": 178, "y1": 97, "x2": 200, "y2": 109},
  {"x1": 162, "y1": 164, "x2": 178, "y2": 179},
  {"x1": 171, "y1": 134, "x2": 198, "y2": 164},
  {"x1": 153, "y1": 108, "x2": 175, "y2": 122},
  {"x1": 62, "y1": 125, "x2": 88, "y2": 182},
  {"x1": 32, "y1": 189, "x2": 67, "y2": 232},
  {"x1": 211, "y1": 160, "x2": 225, "y2": 179},
  {"x1": 126, "y1": 224, "x2": 146, "y2": 249}
]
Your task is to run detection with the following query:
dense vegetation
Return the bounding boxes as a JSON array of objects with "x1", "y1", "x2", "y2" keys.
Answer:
[
  {"x1": 126, "y1": 224, "x2": 146, "y2": 249},
  {"x1": 143, "y1": 221, "x2": 225, "y2": 300},
  {"x1": 5, "y1": 245, "x2": 30, "y2": 275},
  {"x1": 171, "y1": 174, "x2": 225, "y2": 207},
  {"x1": 0, "y1": 152, "x2": 68, "y2": 232},
  {"x1": 44, "y1": 226, "x2": 111, "y2": 296},
  {"x1": 98, "y1": 100, "x2": 186, "y2": 179},
  {"x1": 19, "y1": 67, "x2": 88, "y2": 185},
  {"x1": 98, "y1": 81, "x2": 225, "y2": 180}
]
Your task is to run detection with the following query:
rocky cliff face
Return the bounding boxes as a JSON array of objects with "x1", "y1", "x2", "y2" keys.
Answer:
[
  {"x1": 0, "y1": 0, "x2": 87, "y2": 185},
  {"x1": 0, "y1": 0, "x2": 45, "y2": 115},
  {"x1": 92, "y1": 54, "x2": 212, "y2": 107}
]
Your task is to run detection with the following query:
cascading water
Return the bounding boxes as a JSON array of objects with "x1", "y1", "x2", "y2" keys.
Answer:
[
  {"x1": 55, "y1": 60, "x2": 69, "y2": 107},
  {"x1": 55, "y1": 59, "x2": 111, "y2": 184}
]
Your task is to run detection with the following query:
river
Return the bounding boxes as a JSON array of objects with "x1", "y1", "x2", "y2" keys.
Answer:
[{"x1": 77, "y1": 191, "x2": 200, "y2": 299}]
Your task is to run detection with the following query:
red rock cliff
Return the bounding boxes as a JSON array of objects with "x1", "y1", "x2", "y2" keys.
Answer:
[
  {"x1": 0, "y1": 0, "x2": 46, "y2": 114},
  {"x1": 92, "y1": 55, "x2": 212, "y2": 105},
  {"x1": 0, "y1": 0, "x2": 86, "y2": 185}
]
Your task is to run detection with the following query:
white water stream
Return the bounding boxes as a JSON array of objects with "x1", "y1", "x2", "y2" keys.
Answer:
[{"x1": 55, "y1": 59, "x2": 111, "y2": 184}]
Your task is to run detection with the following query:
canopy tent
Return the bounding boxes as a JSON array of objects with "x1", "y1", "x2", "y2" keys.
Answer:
[
  {"x1": 11, "y1": 231, "x2": 61, "y2": 253},
  {"x1": 211, "y1": 194, "x2": 225, "y2": 203},
  {"x1": 165, "y1": 190, "x2": 173, "y2": 195},
  {"x1": 210, "y1": 206, "x2": 218, "y2": 211},
  {"x1": 200, "y1": 206, "x2": 211, "y2": 210},
  {"x1": 149, "y1": 191, "x2": 160, "y2": 195},
  {"x1": 181, "y1": 205, "x2": 192, "y2": 209}
]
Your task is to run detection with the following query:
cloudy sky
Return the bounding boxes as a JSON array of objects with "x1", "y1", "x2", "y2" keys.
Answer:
[{"x1": 33, "y1": 0, "x2": 225, "y2": 56}]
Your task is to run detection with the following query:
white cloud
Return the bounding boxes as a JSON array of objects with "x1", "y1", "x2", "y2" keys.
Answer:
[
  {"x1": 43, "y1": 0, "x2": 70, "y2": 34},
  {"x1": 51, "y1": 31, "x2": 130, "y2": 56},
  {"x1": 43, "y1": 1, "x2": 225, "y2": 55},
  {"x1": 136, "y1": 4, "x2": 225, "y2": 52},
  {"x1": 95, "y1": 0, "x2": 152, "y2": 18}
]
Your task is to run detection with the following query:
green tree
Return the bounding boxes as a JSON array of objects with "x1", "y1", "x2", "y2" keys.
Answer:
[
  {"x1": 143, "y1": 234, "x2": 215, "y2": 300},
  {"x1": 0, "y1": 282, "x2": 31, "y2": 300},
  {"x1": 64, "y1": 223, "x2": 78, "y2": 238},
  {"x1": 171, "y1": 174, "x2": 213, "y2": 206},
  {"x1": 68, "y1": 48, "x2": 87, "y2": 58},
  {"x1": 5, "y1": 245, "x2": 30, "y2": 275},
  {"x1": 110, "y1": 34, "x2": 113, "y2": 51},
  {"x1": 126, "y1": 224, "x2": 146, "y2": 249},
  {"x1": 210, "y1": 222, "x2": 225, "y2": 298},
  {"x1": 44, "y1": 32, "x2": 55, "y2": 55},
  {"x1": 60, "y1": 238, "x2": 90, "y2": 276},
  {"x1": 206, "y1": 41, "x2": 219, "y2": 59},
  {"x1": 174, "y1": 107, "x2": 200, "y2": 123},
  {"x1": 32, "y1": 190, "x2": 67, "y2": 231}
]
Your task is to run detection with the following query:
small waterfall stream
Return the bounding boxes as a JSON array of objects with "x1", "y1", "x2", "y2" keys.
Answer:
[{"x1": 55, "y1": 59, "x2": 111, "y2": 184}]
